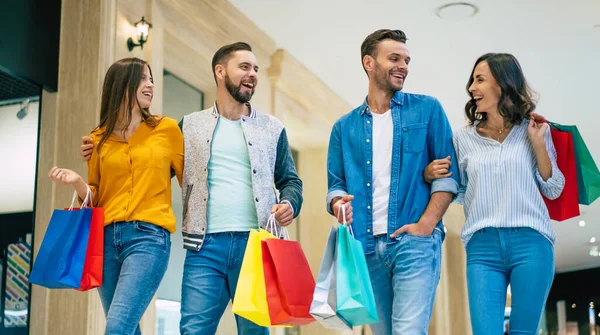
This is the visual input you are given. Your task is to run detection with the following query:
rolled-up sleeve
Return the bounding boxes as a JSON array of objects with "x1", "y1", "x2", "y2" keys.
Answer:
[
  {"x1": 452, "y1": 135, "x2": 467, "y2": 205},
  {"x1": 427, "y1": 98, "x2": 459, "y2": 196},
  {"x1": 536, "y1": 126, "x2": 565, "y2": 200},
  {"x1": 326, "y1": 121, "x2": 348, "y2": 215}
]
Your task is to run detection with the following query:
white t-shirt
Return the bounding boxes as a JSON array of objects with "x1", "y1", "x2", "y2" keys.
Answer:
[{"x1": 371, "y1": 110, "x2": 393, "y2": 235}]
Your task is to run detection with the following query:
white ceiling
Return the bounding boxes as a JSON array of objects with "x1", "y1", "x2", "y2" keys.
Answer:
[{"x1": 229, "y1": 0, "x2": 600, "y2": 272}]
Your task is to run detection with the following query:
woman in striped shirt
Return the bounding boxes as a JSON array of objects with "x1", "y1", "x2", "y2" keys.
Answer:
[{"x1": 425, "y1": 53, "x2": 565, "y2": 335}]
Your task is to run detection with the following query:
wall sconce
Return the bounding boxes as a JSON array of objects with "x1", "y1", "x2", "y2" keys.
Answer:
[{"x1": 127, "y1": 16, "x2": 152, "y2": 51}]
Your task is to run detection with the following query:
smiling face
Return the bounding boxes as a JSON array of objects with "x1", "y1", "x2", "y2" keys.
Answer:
[
  {"x1": 464, "y1": 53, "x2": 537, "y2": 126},
  {"x1": 135, "y1": 64, "x2": 154, "y2": 109},
  {"x1": 364, "y1": 39, "x2": 410, "y2": 93},
  {"x1": 217, "y1": 50, "x2": 258, "y2": 104},
  {"x1": 468, "y1": 60, "x2": 501, "y2": 114}
]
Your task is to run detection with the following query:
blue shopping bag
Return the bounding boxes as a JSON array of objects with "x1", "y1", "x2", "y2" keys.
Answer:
[
  {"x1": 29, "y1": 191, "x2": 93, "y2": 289},
  {"x1": 335, "y1": 206, "x2": 379, "y2": 327}
]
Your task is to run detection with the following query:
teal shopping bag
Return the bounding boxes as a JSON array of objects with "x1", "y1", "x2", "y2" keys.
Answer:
[{"x1": 336, "y1": 214, "x2": 379, "y2": 326}]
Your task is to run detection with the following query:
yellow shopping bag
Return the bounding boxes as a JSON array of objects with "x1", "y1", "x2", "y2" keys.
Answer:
[{"x1": 232, "y1": 229, "x2": 277, "y2": 327}]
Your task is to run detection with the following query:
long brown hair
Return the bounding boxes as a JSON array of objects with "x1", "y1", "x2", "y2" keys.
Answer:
[
  {"x1": 95, "y1": 57, "x2": 160, "y2": 152},
  {"x1": 465, "y1": 53, "x2": 537, "y2": 126}
]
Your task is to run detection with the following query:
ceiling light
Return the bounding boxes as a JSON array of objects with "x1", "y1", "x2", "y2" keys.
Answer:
[
  {"x1": 579, "y1": 220, "x2": 586, "y2": 227},
  {"x1": 16, "y1": 98, "x2": 30, "y2": 120},
  {"x1": 436, "y1": 2, "x2": 479, "y2": 20},
  {"x1": 590, "y1": 246, "x2": 598, "y2": 257},
  {"x1": 592, "y1": 237, "x2": 597, "y2": 244},
  {"x1": 572, "y1": 304, "x2": 577, "y2": 308}
]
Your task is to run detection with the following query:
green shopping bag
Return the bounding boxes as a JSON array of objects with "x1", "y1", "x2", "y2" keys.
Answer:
[
  {"x1": 336, "y1": 206, "x2": 379, "y2": 327},
  {"x1": 550, "y1": 122, "x2": 600, "y2": 205}
]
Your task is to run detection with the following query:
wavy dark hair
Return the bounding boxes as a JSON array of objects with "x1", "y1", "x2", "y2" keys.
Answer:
[
  {"x1": 95, "y1": 57, "x2": 161, "y2": 152},
  {"x1": 465, "y1": 53, "x2": 536, "y2": 126}
]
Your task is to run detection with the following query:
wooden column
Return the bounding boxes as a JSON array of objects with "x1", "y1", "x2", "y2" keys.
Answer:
[{"x1": 30, "y1": 0, "x2": 116, "y2": 334}]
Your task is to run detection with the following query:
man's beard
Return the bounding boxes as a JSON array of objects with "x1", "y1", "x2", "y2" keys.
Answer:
[
  {"x1": 373, "y1": 62, "x2": 403, "y2": 93},
  {"x1": 225, "y1": 75, "x2": 254, "y2": 104}
]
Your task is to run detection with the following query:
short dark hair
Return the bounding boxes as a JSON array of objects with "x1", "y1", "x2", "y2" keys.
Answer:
[
  {"x1": 465, "y1": 53, "x2": 537, "y2": 126},
  {"x1": 211, "y1": 42, "x2": 252, "y2": 84},
  {"x1": 360, "y1": 29, "x2": 408, "y2": 74}
]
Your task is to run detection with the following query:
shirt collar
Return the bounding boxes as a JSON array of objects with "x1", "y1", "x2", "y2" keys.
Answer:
[
  {"x1": 360, "y1": 90, "x2": 405, "y2": 115},
  {"x1": 211, "y1": 102, "x2": 257, "y2": 119}
]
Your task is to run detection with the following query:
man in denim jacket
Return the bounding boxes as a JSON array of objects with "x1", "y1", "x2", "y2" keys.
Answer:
[{"x1": 326, "y1": 29, "x2": 459, "y2": 335}]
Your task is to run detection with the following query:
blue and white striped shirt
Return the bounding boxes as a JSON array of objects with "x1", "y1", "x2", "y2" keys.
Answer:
[{"x1": 453, "y1": 120, "x2": 565, "y2": 246}]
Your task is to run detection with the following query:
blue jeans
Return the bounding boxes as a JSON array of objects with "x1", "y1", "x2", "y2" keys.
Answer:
[
  {"x1": 366, "y1": 229, "x2": 443, "y2": 335},
  {"x1": 466, "y1": 227, "x2": 554, "y2": 335},
  {"x1": 179, "y1": 232, "x2": 269, "y2": 335},
  {"x1": 98, "y1": 221, "x2": 171, "y2": 335}
]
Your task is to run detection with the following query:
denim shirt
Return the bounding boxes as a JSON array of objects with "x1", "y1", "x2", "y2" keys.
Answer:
[{"x1": 326, "y1": 91, "x2": 459, "y2": 254}]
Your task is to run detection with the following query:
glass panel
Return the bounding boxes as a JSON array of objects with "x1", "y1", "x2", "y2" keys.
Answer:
[
  {"x1": 4, "y1": 241, "x2": 31, "y2": 328},
  {"x1": 0, "y1": 68, "x2": 41, "y2": 334},
  {"x1": 155, "y1": 299, "x2": 181, "y2": 335},
  {"x1": 156, "y1": 71, "x2": 203, "y2": 335}
]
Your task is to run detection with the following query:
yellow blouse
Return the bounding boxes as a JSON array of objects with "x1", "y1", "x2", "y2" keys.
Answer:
[{"x1": 87, "y1": 117, "x2": 183, "y2": 233}]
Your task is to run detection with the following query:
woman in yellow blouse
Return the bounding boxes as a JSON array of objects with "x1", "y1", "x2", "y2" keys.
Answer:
[{"x1": 48, "y1": 57, "x2": 183, "y2": 335}]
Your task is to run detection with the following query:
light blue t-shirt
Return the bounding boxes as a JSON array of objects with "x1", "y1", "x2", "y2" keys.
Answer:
[{"x1": 206, "y1": 116, "x2": 259, "y2": 233}]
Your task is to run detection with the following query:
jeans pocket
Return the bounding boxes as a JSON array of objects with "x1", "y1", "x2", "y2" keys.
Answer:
[
  {"x1": 202, "y1": 233, "x2": 214, "y2": 245},
  {"x1": 404, "y1": 232, "x2": 435, "y2": 241},
  {"x1": 134, "y1": 222, "x2": 166, "y2": 237}
]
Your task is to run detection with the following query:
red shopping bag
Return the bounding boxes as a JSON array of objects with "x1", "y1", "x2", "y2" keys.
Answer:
[
  {"x1": 65, "y1": 207, "x2": 104, "y2": 291},
  {"x1": 78, "y1": 207, "x2": 104, "y2": 291},
  {"x1": 262, "y1": 238, "x2": 316, "y2": 326},
  {"x1": 542, "y1": 126, "x2": 580, "y2": 221}
]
